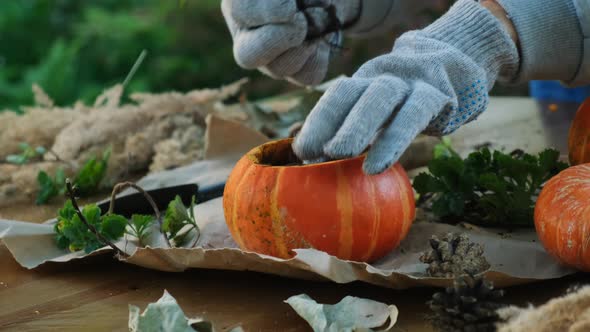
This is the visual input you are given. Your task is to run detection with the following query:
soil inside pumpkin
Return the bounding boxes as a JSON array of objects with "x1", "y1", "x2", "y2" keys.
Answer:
[{"x1": 253, "y1": 141, "x2": 304, "y2": 166}]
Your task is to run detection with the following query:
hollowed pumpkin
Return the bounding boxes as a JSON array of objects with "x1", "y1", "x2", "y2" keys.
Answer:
[
  {"x1": 222, "y1": 138, "x2": 416, "y2": 263},
  {"x1": 568, "y1": 97, "x2": 590, "y2": 165}
]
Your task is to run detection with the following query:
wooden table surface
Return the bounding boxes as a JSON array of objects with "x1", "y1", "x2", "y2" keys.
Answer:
[{"x1": 0, "y1": 97, "x2": 587, "y2": 331}]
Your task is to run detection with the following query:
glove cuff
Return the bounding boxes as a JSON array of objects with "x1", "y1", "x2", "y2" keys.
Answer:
[
  {"x1": 422, "y1": 0, "x2": 519, "y2": 85},
  {"x1": 497, "y1": 0, "x2": 584, "y2": 84}
]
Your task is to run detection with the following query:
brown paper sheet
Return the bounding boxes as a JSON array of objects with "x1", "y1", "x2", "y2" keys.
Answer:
[
  {"x1": 0, "y1": 195, "x2": 575, "y2": 289},
  {"x1": 0, "y1": 98, "x2": 577, "y2": 289}
]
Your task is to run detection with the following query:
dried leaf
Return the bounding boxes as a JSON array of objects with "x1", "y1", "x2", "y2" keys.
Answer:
[
  {"x1": 129, "y1": 290, "x2": 197, "y2": 332},
  {"x1": 203, "y1": 114, "x2": 269, "y2": 160},
  {"x1": 285, "y1": 294, "x2": 398, "y2": 332},
  {"x1": 128, "y1": 290, "x2": 243, "y2": 332}
]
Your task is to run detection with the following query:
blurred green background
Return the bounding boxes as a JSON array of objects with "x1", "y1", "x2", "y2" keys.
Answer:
[{"x1": 0, "y1": 0, "x2": 525, "y2": 112}]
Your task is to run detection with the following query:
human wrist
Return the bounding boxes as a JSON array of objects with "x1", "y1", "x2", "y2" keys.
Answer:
[
  {"x1": 480, "y1": 0, "x2": 519, "y2": 48},
  {"x1": 495, "y1": 0, "x2": 584, "y2": 83}
]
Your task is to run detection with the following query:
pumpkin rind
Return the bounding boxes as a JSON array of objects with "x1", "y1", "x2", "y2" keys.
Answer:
[
  {"x1": 568, "y1": 98, "x2": 590, "y2": 165},
  {"x1": 535, "y1": 164, "x2": 590, "y2": 271},
  {"x1": 222, "y1": 138, "x2": 416, "y2": 263}
]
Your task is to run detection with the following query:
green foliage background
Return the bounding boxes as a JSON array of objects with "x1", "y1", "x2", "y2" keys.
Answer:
[
  {"x1": 1, "y1": 0, "x2": 522, "y2": 111},
  {"x1": 0, "y1": 0, "x2": 272, "y2": 110}
]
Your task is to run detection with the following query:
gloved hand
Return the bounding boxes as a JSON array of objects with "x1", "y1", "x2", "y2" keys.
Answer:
[
  {"x1": 293, "y1": 0, "x2": 520, "y2": 174},
  {"x1": 221, "y1": 0, "x2": 361, "y2": 86},
  {"x1": 221, "y1": 0, "x2": 408, "y2": 86}
]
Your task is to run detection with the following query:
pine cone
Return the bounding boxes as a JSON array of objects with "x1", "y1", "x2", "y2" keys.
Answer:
[
  {"x1": 420, "y1": 233, "x2": 490, "y2": 278},
  {"x1": 428, "y1": 274, "x2": 506, "y2": 332}
]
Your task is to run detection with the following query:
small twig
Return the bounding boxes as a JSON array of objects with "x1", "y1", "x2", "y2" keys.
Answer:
[
  {"x1": 188, "y1": 196, "x2": 200, "y2": 248},
  {"x1": 65, "y1": 179, "x2": 129, "y2": 257},
  {"x1": 189, "y1": 227, "x2": 201, "y2": 248},
  {"x1": 108, "y1": 181, "x2": 172, "y2": 248},
  {"x1": 123, "y1": 49, "x2": 147, "y2": 87}
]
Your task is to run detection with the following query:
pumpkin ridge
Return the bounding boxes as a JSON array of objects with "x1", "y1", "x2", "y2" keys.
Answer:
[
  {"x1": 336, "y1": 163, "x2": 354, "y2": 260},
  {"x1": 231, "y1": 163, "x2": 255, "y2": 248},
  {"x1": 577, "y1": 203, "x2": 590, "y2": 268},
  {"x1": 271, "y1": 168, "x2": 289, "y2": 258},
  {"x1": 392, "y1": 165, "x2": 412, "y2": 239},
  {"x1": 360, "y1": 174, "x2": 379, "y2": 262}
]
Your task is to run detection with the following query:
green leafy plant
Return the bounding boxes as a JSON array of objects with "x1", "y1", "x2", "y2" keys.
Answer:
[
  {"x1": 74, "y1": 147, "x2": 111, "y2": 196},
  {"x1": 413, "y1": 143, "x2": 568, "y2": 227},
  {"x1": 163, "y1": 195, "x2": 200, "y2": 246},
  {"x1": 5, "y1": 143, "x2": 46, "y2": 164},
  {"x1": 36, "y1": 168, "x2": 66, "y2": 205},
  {"x1": 53, "y1": 180, "x2": 201, "y2": 254},
  {"x1": 54, "y1": 200, "x2": 127, "y2": 253},
  {"x1": 36, "y1": 147, "x2": 111, "y2": 204},
  {"x1": 126, "y1": 214, "x2": 155, "y2": 247}
]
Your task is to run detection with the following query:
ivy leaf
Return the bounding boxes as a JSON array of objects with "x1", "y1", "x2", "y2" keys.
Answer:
[
  {"x1": 127, "y1": 214, "x2": 155, "y2": 246},
  {"x1": 131, "y1": 214, "x2": 154, "y2": 232},
  {"x1": 82, "y1": 204, "x2": 102, "y2": 226},
  {"x1": 35, "y1": 168, "x2": 66, "y2": 205},
  {"x1": 163, "y1": 195, "x2": 191, "y2": 237},
  {"x1": 36, "y1": 171, "x2": 59, "y2": 205},
  {"x1": 101, "y1": 214, "x2": 128, "y2": 241},
  {"x1": 74, "y1": 147, "x2": 111, "y2": 196},
  {"x1": 53, "y1": 200, "x2": 126, "y2": 253}
]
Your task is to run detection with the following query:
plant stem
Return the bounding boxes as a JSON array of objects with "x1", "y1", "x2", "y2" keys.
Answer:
[
  {"x1": 108, "y1": 181, "x2": 172, "y2": 248},
  {"x1": 123, "y1": 50, "x2": 147, "y2": 87},
  {"x1": 65, "y1": 179, "x2": 128, "y2": 257},
  {"x1": 189, "y1": 224, "x2": 201, "y2": 248}
]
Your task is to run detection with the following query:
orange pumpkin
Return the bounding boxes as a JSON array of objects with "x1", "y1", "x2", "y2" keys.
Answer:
[
  {"x1": 222, "y1": 138, "x2": 416, "y2": 263},
  {"x1": 568, "y1": 97, "x2": 590, "y2": 165},
  {"x1": 535, "y1": 163, "x2": 590, "y2": 271}
]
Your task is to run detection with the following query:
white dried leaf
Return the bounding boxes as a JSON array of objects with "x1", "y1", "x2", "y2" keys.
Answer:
[{"x1": 285, "y1": 294, "x2": 398, "y2": 332}]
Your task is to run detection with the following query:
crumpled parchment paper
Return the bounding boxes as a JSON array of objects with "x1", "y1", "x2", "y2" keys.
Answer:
[{"x1": 0, "y1": 99, "x2": 577, "y2": 289}]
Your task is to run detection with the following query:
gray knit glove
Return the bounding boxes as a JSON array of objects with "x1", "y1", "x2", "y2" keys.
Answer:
[
  {"x1": 293, "y1": 0, "x2": 519, "y2": 174},
  {"x1": 221, "y1": 0, "x2": 363, "y2": 86}
]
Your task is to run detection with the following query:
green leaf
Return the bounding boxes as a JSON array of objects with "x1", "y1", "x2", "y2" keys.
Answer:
[
  {"x1": 432, "y1": 192, "x2": 465, "y2": 217},
  {"x1": 100, "y1": 214, "x2": 127, "y2": 241},
  {"x1": 35, "y1": 146, "x2": 47, "y2": 155},
  {"x1": 54, "y1": 168, "x2": 66, "y2": 195},
  {"x1": 127, "y1": 214, "x2": 155, "y2": 245},
  {"x1": 413, "y1": 173, "x2": 446, "y2": 194},
  {"x1": 58, "y1": 200, "x2": 77, "y2": 221},
  {"x1": 131, "y1": 214, "x2": 154, "y2": 231},
  {"x1": 417, "y1": 146, "x2": 568, "y2": 227},
  {"x1": 74, "y1": 147, "x2": 111, "y2": 196},
  {"x1": 433, "y1": 136, "x2": 460, "y2": 159},
  {"x1": 36, "y1": 171, "x2": 59, "y2": 205},
  {"x1": 478, "y1": 173, "x2": 507, "y2": 193},
  {"x1": 284, "y1": 294, "x2": 398, "y2": 332},
  {"x1": 163, "y1": 195, "x2": 190, "y2": 237},
  {"x1": 5, "y1": 154, "x2": 27, "y2": 164},
  {"x1": 82, "y1": 204, "x2": 102, "y2": 226}
]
